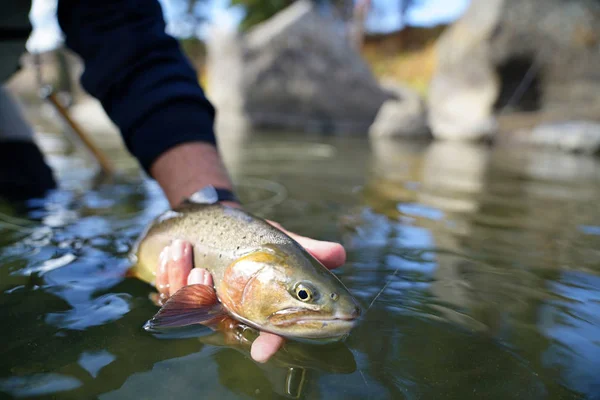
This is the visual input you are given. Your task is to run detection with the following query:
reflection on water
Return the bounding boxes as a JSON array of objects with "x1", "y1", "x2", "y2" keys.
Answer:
[{"x1": 1, "y1": 132, "x2": 599, "y2": 399}]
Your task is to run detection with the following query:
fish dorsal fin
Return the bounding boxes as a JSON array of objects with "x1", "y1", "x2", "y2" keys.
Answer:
[{"x1": 143, "y1": 284, "x2": 225, "y2": 331}]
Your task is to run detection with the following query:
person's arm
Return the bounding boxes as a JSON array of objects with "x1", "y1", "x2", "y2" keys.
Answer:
[
  {"x1": 56, "y1": 0, "x2": 225, "y2": 206},
  {"x1": 150, "y1": 142, "x2": 235, "y2": 207},
  {"x1": 56, "y1": 1, "x2": 347, "y2": 364}
]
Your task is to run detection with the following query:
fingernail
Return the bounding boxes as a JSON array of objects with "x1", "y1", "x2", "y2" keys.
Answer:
[
  {"x1": 158, "y1": 291, "x2": 169, "y2": 305},
  {"x1": 157, "y1": 282, "x2": 169, "y2": 292},
  {"x1": 200, "y1": 269, "x2": 210, "y2": 286},
  {"x1": 188, "y1": 268, "x2": 212, "y2": 286},
  {"x1": 188, "y1": 268, "x2": 203, "y2": 285},
  {"x1": 171, "y1": 239, "x2": 183, "y2": 261},
  {"x1": 159, "y1": 250, "x2": 168, "y2": 275}
]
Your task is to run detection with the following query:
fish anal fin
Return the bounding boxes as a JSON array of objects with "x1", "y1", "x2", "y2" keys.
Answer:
[
  {"x1": 125, "y1": 267, "x2": 138, "y2": 279},
  {"x1": 144, "y1": 284, "x2": 226, "y2": 331}
]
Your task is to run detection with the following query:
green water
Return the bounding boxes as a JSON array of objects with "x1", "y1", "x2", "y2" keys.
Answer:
[{"x1": 1, "y1": 132, "x2": 599, "y2": 399}]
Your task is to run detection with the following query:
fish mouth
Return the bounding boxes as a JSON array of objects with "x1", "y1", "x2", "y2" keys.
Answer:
[{"x1": 268, "y1": 307, "x2": 359, "y2": 327}]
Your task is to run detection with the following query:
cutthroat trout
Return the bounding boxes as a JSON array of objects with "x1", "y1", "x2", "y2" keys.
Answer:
[{"x1": 130, "y1": 187, "x2": 361, "y2": 342}]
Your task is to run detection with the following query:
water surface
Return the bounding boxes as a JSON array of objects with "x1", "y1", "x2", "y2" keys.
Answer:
[{"x1": 1, "y1": 132, "x2": 599, "y2": 399}]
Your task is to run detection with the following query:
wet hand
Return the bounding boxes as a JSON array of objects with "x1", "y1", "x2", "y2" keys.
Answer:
[{"x1": 155, "y1": 222, "x2": 346, "y2": 363}]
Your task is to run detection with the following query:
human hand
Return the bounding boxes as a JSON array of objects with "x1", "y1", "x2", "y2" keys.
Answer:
[{"x1": 155, "y1": 222, "x2": 346, "y2": 363}]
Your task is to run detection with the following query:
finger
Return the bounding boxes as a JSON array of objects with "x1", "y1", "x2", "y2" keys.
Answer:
[
  {"x1": 156, "y1": 247, "x2": 170, "y2": 302},
  {"x1": 250, "y1": 331, "x2": 285, "y2": 363},
  {"x1": 167, "y1": 239, "x2": 193, "y2": 296},
  {"x1": 267, "y1": 220, "x2": 346, "y2": 269},
  {"x1": 294, "y1": 236, "x2": 346, "y2": 269},
  {"x1": 188, "y1": 268, "x2": 214, "y2": 287}
]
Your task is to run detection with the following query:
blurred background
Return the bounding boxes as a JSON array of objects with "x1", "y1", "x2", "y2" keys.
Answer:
[
  {"x1": 9, "y1": 0, "x2": 600, "y2": 152},
  {"x1": 2, "y1": 1, "x2": 600, "y2": 399}
]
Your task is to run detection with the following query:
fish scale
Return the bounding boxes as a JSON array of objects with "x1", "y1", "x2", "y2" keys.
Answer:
[
  {"x1": 132, "y1": 203, "x2": 298, "y2": 284},
  {"x1": 129, "y1": 192, "x2": 360, "y2": 341}
]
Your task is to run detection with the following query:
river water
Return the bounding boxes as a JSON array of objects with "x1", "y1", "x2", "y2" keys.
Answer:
[{"x1": 0, "y1": 131, "x2": 599, "y2": 399}]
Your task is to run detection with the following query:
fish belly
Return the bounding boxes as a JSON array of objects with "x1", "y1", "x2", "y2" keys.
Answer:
[{"x1": 130, "y1": 230, "x2": 229, "y2": 288}]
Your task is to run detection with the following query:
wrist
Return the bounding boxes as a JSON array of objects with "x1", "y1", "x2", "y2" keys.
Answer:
[{"x1": 150, "y1": 142, "x2": 236, "y2": 208}]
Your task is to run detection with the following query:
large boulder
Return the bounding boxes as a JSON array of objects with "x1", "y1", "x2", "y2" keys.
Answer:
[
  {"x1": 368, "y1": 81, "x2": 430, "y2": 138},
  {"x1": 206, "y1": 0, "x2": 391, "y2": 135},
  {"x1": 428, "y1": 0, "x2": 600, "y2": 142}
]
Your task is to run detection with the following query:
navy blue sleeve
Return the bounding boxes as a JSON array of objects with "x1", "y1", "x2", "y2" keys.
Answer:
[{"x1": 56, "y1": 0, "x2": 217, "y2": 174}]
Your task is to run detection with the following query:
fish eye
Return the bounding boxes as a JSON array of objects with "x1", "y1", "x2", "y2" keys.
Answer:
[{"x1": 294, "y1": 283, "x2": 314, "y2": 302}]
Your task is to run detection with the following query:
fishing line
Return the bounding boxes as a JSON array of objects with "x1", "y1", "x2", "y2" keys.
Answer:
[
  {"x1": 235, "y1": 177, "x2": 288, "y2": 212},
  {"x1": 366, "y1": 266, "x2": 401, "y2": 313},
  {"x1": 0, "y1": 209, "x2": 36, "y2": 225},
  {"x1": 493, "y1": 3, "x2": 558, "y2": 118},
  {"x1": 0, "y1": 211, "x2": 36, "y2": 232},
  {"x1": 496, "y1": 46, "x2": 547, "y2": 118},
  {"x1": 498, "y1": 56, "x2": 542, "y2": 116},
  {"x1": 0, "y1": 220, "x2": 35, "y2": 232},
  {"x1": 358, "y1": 369, "x2": 370, "y2": 387}
]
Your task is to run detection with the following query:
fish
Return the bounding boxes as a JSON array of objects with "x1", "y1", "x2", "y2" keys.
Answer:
[{"x1": 129, "y1": 187, "x2": 361, "y2": 342}]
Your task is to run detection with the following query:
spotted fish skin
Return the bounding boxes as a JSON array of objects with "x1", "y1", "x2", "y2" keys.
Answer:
[
  {"x1": 130, "y1": 197, "x2": 361, "y2": 341},
  {"x1": 131, "y1": 203, "x2": 298, "y2": 285}
]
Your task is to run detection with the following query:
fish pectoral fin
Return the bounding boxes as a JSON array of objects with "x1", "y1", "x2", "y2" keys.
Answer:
[{"x1": 143, "y1": 284, "x2": 226, "y2": 331}]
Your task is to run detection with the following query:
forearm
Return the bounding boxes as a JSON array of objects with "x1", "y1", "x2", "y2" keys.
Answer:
[
  {"x1": 57, "y1": 1, "x2": 239, "y2": 208},
  {"x1": 150, "y1": 142, "x2": 236, "y2": 208},
  {"x1": 57, "y1": 0, "x2": 216, "y2": 173}
]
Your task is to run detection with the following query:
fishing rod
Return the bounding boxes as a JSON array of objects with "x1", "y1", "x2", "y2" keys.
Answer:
[{"x1": 33, "y1": 51, "x2": 115, "y2": 176}]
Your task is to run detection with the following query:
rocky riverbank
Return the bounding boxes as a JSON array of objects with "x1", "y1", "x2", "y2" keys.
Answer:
[
  {"x1": 206, "y1": 0, "x2": 600, "y2": 153},
  {"x1": 6, "y1": 0, "x2": 600, "y2": 156}
]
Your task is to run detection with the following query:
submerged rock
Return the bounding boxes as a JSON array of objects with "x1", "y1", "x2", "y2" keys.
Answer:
[
  {"x1": 369, "y1": 82, "x2": 429, "y2": 138},
  {"x1": 518, "y1": 121, "x2": 600, "y2": 154},
  {"x1": 428, "y1": 0, "x2": 600, "y2": 142},
  {"x1": 207, "y1": 0, "x2": 390, "y2": 135}
]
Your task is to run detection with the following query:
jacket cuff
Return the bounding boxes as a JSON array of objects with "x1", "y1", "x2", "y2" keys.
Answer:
[{"x1": 127, "y1": 101, "x2": 217, "y2": 174}]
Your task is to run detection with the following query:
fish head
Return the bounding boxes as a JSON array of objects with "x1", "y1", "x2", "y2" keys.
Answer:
[{"x1": 219, "y1": 244, "x2": 361, "y2": 342}]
